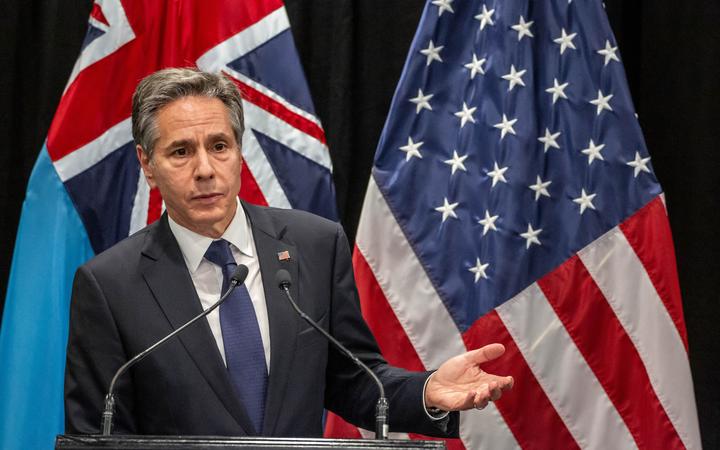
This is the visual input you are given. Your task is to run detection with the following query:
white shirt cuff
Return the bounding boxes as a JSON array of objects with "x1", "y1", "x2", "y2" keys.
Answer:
[{"x1": 422, "y1": 372, "x2": 450, "y2": 420}]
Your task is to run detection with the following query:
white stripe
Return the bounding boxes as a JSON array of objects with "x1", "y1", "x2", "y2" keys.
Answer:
[
  {"x1": 497, "y1": 284, "x2": 637, "y2": 450},
  {"x1": 243, "y1": 101, "x2": 332, "y2": 170},
  {"x1": 53, "y1": 117, "x2": 132, "y2": 182},
  {"x1": 128, "y1": 168, "x2": 150, "y2": 235},
  {"x1": 223, "y1": 66, "x2": 323, "y2": 128},
  {"x1": 65, "y1": 0, "x2": 135, "y2": 93},
  {"x1": 356, "y1": 177, "x2": 519, "y2": 449},
  {"x1": 241, "y1": 125, "x2": 291, "y2": 209},
  {"x1": 579, "y1": 227, "x2": 701, "y2": 450},
  {"x1": 196, "y1": 7, "x2": 290, "y2": 73}
]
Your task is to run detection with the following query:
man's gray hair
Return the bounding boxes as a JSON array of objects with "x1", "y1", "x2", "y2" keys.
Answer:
[{"x1": 131, "y1": 67, "x2": 244, "y2": 158}]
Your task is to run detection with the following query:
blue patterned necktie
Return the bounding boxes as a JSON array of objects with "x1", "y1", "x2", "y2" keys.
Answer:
[{"x1": 204, "y1": 239, "x2": 267, "y2": 434}]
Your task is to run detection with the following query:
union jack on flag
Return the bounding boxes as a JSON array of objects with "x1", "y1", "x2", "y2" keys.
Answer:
[
  {"x1": 0, "y1": 1, "x2": 334, "y2": 448},
  {"x1": 328, "y1": 0, "x2": 702, "y2": 448}
]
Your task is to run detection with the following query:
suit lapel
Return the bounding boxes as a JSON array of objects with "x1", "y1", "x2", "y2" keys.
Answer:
[
  {"x1": 243, "y1": 203, "x2": 300, "y2": 436},
  {"x1": 139, "y1": 215, "x2": 256, "y2": 435}
]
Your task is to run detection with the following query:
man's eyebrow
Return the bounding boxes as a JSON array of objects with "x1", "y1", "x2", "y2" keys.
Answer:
[
  {"x1": 206, "y1": 132, "x2": 232, "y2": 141},
  {"x1": 165, "y1": 138, "x2": 193, "y2": 149}
]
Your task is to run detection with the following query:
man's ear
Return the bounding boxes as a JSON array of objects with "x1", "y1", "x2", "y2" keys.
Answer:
[{"x1": 136, "y1": 145, "x2": 157, "y2": 189}]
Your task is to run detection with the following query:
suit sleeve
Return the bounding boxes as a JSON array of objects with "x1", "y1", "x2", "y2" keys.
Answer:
[
  {"x1": 65, "y1": 265, "x2": 138, "y2": 434},
  {"x1": 323, "y1": 224, "x2": 459, "y2": 437}
]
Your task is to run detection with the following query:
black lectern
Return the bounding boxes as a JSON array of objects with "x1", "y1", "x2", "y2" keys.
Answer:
[{"x1": 55, "y1": 435, "x2": 446, "y2": 450}]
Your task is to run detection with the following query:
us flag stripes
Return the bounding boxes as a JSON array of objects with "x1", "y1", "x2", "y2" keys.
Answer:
[
  {"x1": 327, "y1": 0, "x2": 702, "y2": 448},
  {"x1": 0, "y1": 1, "x2": 334, "y2": 448}
]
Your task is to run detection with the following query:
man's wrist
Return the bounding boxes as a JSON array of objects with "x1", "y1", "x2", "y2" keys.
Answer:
[{"x1": 422, "y1": 372, "x2": 450, "y2": 420}]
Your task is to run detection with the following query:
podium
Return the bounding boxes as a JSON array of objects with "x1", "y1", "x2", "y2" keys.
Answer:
[{"x1": 55, "y1": 435, "x2": 446, "y2": 450}]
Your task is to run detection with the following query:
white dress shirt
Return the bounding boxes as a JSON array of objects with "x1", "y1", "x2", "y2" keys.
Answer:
[{"x1": 168, "y1": 200, "x2": 271, "y2": 370}]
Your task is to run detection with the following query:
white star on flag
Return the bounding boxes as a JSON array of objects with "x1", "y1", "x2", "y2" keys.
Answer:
[
  {"x1": 469, "y1": 258, "x2": 490, "y2": 282},
  {"x1": 546, "y1": 78, "x2": 569, "y2": 104},
  {"x1": 573, "y1": 189, "x2": 597, "y2": 214},
  {"x1": 511, "y1": 16, "x2": 534, "y2": 41},
  {"x1": 444, "y1": 150, "x2": 468, "y2": 175},
  {"x1": 431, "y1": 0, "x2": 454, "y2": 16},
  {"x1": 581, "y1": 139, "x2": 605, "y2": 165},
  {"x1": 529, "y1": 176, "x2": 552, "y2": 201},
  {"x1": 501, "y1": 64, "x2": 527, "y2": 91},
  {"x1": 487, "y1": 162, "x2": 509, "y2": 187},
  {"x1": 627, "y1": 151, "x2": 652, "y2": 177},
  {"x1": 520, "y1": 223, "x2": 542, "y2": 248},
  {"x1": 554, "y1": 28, "x2": 577, "y2": 54},
  {"x1": 464, "y1": 54, "x2": 486, "y2": 79},
  {"x1": 538, "y1": 128, "x2": 561, "y2": 152},
  {"x1": 420, "y1": 40, "x2": 444, "y2": 66},
  {"x1": 454, "y1": 102, "x2": 477, "y2": 128},
  {"x1": 590, "y1": 89, "x2": 614, "y2": 115},
  {"x1": 475, "y1": 4, "x2": 495, "y2": 30},
  {"x1": 409, "y1": 89, "x2": 433, "y2": 114},
  {"x1": 597, "y1": 40, "x2": 620, "y2": 66},
  {"x1": 478, "y1": 210, "x2": 499, "y2": 235},
  {"x1": 399, "y1": 137, "x2": 423, "y2": 161},
  {"x1": 435, "y1": 198, "x2": 459, "y2": 222},
  {"x1": 493, "y1": 114, "x2": 518, "y2": 140}
]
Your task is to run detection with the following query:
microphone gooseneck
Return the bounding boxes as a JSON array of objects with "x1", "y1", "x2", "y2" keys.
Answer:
[
  {"x1": 100, "y1": 264, "x2": 249, "y2": 435},
  {"x1": 274, "y1": 269, "x2": 389, "y2": 440}
]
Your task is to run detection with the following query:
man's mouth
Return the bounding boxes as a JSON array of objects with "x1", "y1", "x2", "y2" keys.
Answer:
[{"x1": 192, "y1": 193, "x2": 224, "y2": 203}]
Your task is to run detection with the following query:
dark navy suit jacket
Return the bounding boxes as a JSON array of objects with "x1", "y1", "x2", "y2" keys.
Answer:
[{"x1": 65, "y1": 202, "x2": 458, "y2": 437}]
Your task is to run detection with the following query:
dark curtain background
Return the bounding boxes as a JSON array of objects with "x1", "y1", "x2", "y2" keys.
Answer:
[{"x1": 1, "y1": 1, "x2": 718, "y2": 447}]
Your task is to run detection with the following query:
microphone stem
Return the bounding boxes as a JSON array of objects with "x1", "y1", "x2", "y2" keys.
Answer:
[
  {"x1": 280, "y1": 284, "x2": 389, "y2": 439},
  {"x1": 101, "y1": 278, "x2": 240, "y2": 435}
]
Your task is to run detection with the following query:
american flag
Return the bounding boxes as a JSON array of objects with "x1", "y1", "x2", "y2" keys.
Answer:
[
  {"x1": 0, "y1": 1, "x2": 334, "y2": 448},
  {"x1": 327, "y1": 0, "x2": 702, "y2": 448},
  {"x1": 51, "y1": 0, "x2": 336, "y2": 254}
]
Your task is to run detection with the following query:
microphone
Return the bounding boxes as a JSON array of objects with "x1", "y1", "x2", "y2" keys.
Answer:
[
  {"x1": 274, "y1": 269, "x2": 389, "y2": 440},
  {"x1": 100, "y1": 264, "x2": 249, "y2": 435}
]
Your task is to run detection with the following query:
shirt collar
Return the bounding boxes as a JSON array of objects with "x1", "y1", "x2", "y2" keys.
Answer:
[{"x1": 168, "y1": 198, "x2": 254, "y2": 273}]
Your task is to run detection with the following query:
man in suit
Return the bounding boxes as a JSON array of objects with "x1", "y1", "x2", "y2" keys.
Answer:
[{"x1": 65, "y1": 68, "x2": 513, "y2": 437}]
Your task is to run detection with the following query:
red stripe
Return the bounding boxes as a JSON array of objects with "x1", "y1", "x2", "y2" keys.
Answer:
[
  {"x1": 353, "y1": 248, "x2": 424, "y2": 371},
  {"x1": 146, "y1": 187, "x2": 162, "y2": 224},
  {"x1": 90, "y1": 3, "x2": 110, "y2": 27},
  {"x1": 239, "y1": 162, "x2": 268, "y2": 206},
  {"x1": 226, "y1": 74, "x2": 327, "y2": 145},
  {"x1": 323, "y1": 412, "x2": 363, "y2": 439},
  {"x1": 537, "y1": 255, "x2": 684, "y2": 449},
  {"x1": 48, "y1": 0, "x2": 284, "y2": 161},
  {"x1": 619, "y1": 197, "x2": 689, "y2": 351},
  {"x1": 463, "y1": 311, "x2": 579, "y2": 450}
]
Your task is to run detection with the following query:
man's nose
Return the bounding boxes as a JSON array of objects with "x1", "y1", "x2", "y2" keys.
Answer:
[{"x1": 194, "y1": 148, "x2": 215, "y2": 179}]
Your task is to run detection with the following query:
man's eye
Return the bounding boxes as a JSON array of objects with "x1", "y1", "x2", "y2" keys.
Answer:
[
  {"x1": 173, "y1": 148, "x2": 187, "y2": 156},
  {"x1": 214, "y1": 143, "x2": 228, "y2": 151}
]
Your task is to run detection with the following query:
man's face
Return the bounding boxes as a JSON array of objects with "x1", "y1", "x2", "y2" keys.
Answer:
[{"x1": 137, "y1": 96, "x2": 242, "y2": 238}]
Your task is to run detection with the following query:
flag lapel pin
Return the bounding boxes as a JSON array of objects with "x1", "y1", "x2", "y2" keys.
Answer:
[{"x1": 277, "y1": 250, "x2": 291, "y2": 261}]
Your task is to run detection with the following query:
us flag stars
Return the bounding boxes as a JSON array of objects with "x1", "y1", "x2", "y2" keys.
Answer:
[
  {"x1": 627, "y1": 152, "x2": 652, "y2": 177},
  {"x1": 387, "y1": 4, "x2": 655, "y2": 290},
  {"x1": 469, "y1": 258, "x2": 489, "y2": 282}
]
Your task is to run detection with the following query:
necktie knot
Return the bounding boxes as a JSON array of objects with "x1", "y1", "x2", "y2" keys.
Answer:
[{"x1": 204, "y1": 239, "x2": 235, "y2": 268}]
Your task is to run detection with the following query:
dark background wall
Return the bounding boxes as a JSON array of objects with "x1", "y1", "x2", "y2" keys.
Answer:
[{"x1": 1, "y1": 1, "x2": 718, "y2": 447}]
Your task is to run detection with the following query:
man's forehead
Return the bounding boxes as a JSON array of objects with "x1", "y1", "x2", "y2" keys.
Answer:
[{"x1": 156, "y1": 96, "x2": 234, "y2": 135}]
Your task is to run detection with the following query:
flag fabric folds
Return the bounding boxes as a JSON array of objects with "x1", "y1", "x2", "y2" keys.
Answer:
[
  {"x1": 329, "y1": 0, "x2": 701, "y2": 448},
  {"x1": 0, "y1": 1, "x2": 334, "y2": 448}
]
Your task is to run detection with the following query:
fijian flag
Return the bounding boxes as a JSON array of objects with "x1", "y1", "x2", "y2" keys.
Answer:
[
  {"x1": 0, "y1": 1, "x2": 335, "y2": 449},
  {"x1": 325, "y1": 0, "x2": 702, "y2": 449}
]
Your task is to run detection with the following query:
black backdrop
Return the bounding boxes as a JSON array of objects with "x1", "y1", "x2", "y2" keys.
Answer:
[{"x1": 1, "y1": 1, "x2": 718, "y2": 447}]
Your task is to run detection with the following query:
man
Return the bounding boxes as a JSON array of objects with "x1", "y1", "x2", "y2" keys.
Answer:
[{"x1": 65, "y1": 68, "x2": 513, "y2": 437}]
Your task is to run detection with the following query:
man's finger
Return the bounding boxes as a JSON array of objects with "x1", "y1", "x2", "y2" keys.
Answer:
[{"x1": 466, "y1": 343, "x2": 506, "y2": 365}]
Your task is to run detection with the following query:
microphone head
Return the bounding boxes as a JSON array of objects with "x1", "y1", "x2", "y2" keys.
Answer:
[
  {"x1": 275, "y1": 269, "x2": 292, "y2": 289},
  {"x1": 231, "y1": 264, "x2": 249, "y2": 285}
]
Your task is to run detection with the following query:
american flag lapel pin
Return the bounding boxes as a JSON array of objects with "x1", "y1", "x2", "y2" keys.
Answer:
[{"x1": 277, "y1": 250, "x2": 291, "y2": 261}]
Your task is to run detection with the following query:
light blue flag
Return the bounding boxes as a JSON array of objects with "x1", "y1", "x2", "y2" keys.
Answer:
[{"x1": 0, "y1": 147, "x2": 94, "y2": 449}]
